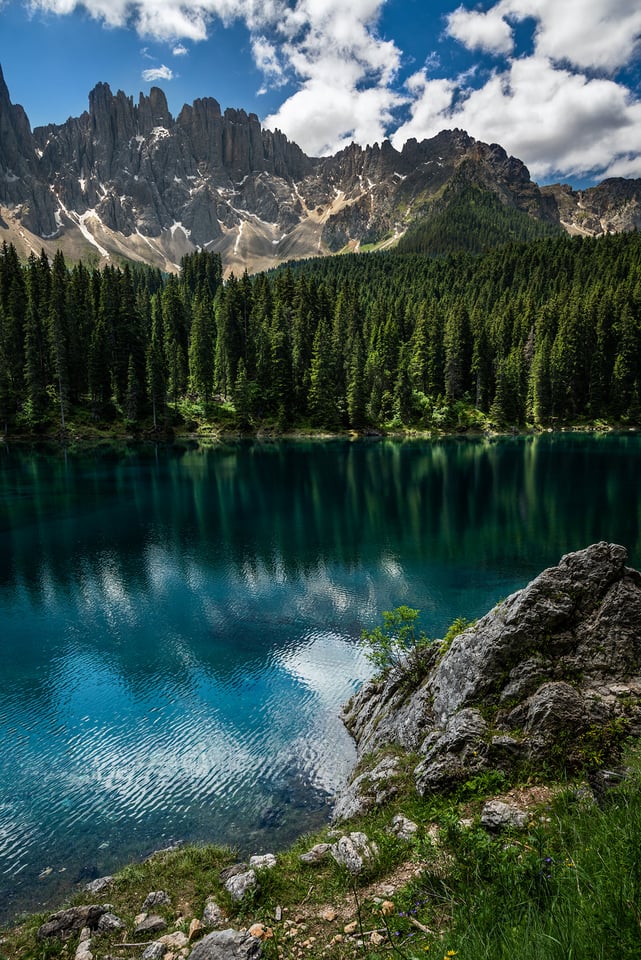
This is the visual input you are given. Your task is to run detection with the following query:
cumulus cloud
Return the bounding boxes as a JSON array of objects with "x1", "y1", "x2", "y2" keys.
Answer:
[
  {"x1": 172, "y1": 42, "x2": 189, "y2": 55},
  {"x1": 141, "y1": 64, "x2": 175, "y2": 82},
  {"x1": 446, "y1": 4, "x2": 514, "y2": 55},
  {"x1": 262, "y1": 0, "x2": 404, "y2": 154},
  {"x1": 445, "y1": 0, "x2": 641, "y2": 72}
]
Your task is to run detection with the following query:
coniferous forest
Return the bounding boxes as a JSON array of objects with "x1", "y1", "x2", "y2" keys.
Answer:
[{"x1": 1, "y1": 230, "x2": 641, "y2": 437}]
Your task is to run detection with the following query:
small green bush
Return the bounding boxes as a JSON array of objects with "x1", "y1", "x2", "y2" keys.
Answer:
[{"x1": 361, "y1": 606, "x2": 432, "y2": 680}]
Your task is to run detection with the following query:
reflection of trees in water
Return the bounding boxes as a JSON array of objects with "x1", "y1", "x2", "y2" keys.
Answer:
[{"x1": 1, "y1": 436, "x2": 640, "y2": 598}]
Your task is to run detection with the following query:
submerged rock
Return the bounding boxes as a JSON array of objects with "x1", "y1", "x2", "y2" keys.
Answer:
[{"x1": 336, "y1": 543, "x2": 641, "y2": 814}]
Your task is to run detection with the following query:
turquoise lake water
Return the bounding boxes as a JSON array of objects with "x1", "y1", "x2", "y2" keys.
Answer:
[{"x1": 1, "y1": 434, "x2": 640, "y2": 922}]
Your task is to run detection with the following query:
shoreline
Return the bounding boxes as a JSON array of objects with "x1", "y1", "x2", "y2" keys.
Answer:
[{"x1": 0, "y1": 420, "x2": 636, "y2": 449}]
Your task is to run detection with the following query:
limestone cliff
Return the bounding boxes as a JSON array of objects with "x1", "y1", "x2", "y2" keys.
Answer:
[{"x1": 334, "y1": 542, "x2": 641, "y2": 820}]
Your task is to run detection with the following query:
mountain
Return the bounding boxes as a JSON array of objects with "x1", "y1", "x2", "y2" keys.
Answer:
[{"x1": 1, "y1": 63, "x2": 640, "y2": 274}]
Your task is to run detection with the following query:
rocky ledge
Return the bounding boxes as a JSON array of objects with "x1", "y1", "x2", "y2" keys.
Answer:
[{"x1": 334, "y1": 542, "x2": 641, "y2": 820}]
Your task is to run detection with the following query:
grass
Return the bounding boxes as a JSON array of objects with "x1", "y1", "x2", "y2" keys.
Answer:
[{"x1": 2, "y1": 748, "x2": 641, "y2": 960}]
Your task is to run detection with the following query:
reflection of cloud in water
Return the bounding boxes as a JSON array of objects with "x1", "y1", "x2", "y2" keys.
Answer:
[
  {"x1": 277, "y1": 630, "x2": 372, "y2": 707},
  {"x1": 274, "y1": 631, "x2": 372, "y2": 794}
]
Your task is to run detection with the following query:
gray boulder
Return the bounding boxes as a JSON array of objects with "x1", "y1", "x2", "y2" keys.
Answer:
[
  {"x1": 84, "y1": 876, "x2": 113, "y2": 896},
  {"x1": 336, "y1": 544, "x2": 641, "y2": 813},
  {"x1": 248, "y1": 854, "x2": 277, "y2": 870},
  {"x1": 96, "y1": 912, "x2": 125, "y2": 933},
  {"x1": 389, "y1": 814, "x2": 418, "y2": 841},
  {"x1": 332, "y1": 755, "x2": 401, "y2": 822},
  {"x1": 37, "y1": 905, "x2": 108, "y2": 940},
  {"x1": 189, "y1": 929, "x2": 262, "y2": 960},
  {"x1": 142, "y1": 944, "x2": 167, "y2": 960}
]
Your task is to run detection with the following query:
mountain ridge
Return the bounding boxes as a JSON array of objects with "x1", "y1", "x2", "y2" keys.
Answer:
[{"x1": 1, "y1": 63, "x2": 641, "y2": 274}]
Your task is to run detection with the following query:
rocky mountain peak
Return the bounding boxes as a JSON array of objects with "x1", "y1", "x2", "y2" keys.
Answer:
[{"x1": 1, "y1": 62, "x2": 641, "y2": 273}]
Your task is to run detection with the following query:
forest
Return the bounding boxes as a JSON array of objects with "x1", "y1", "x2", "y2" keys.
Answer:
[{"x1": 0, "y1": 229, "x2": 640, "y2": 436}]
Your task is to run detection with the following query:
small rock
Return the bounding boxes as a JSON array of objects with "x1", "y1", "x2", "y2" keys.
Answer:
[
  {"x1": 321, "y1": 908, "x2": 337, "y2": 922},
  {"x1": 343, "y1": 921, "x2": 358, "y2": 935},
  {"x1": 330, "y1": 832, "x2": 379, "y2": 875},
  {"x1": 142, "y1": 891, "x2": 172, "y2": 911},
  {"x1": 189, "y1": 918, "x2": 205, "y2": 941},
  {"x1": 390, "y1": 814, "x2": 418, "y2": 841},
  {"x1": 188, "y1": 928, "x2": 263, "y2": 960},
  {"x1": 84, "y1": 876, "x2": 114, "y2": 896},
  {"x1": 380, "y1": 901, "x2": 395, "y2": 916},
  {"x1": 370, "y1": 932, "x2": 385, "y2": 946},
  {"x1": 224, "y1": 869, "x2": 258, "y2": 902},
  {"x1": 299, "y1": 843, "x2": 331, "y2": 865},
  {"x1": 248, "y1": 923, "x2": 273, "y2": 940},
  {"x1": 142, "y1": 944, "x2": 167, "y2": 960},
  {"x1": 274, "y1": 906, "x2": 282, "y2": 922},
  {"x1": 75, "y1": 939, "x2": 93, "y2": 960},
  {"x1": 248, "y1": 854, "x2": 277, "y2": 870},
  {"x1": 159, "y1": 932, "x2": 189, "y2": 950},
  {"x1": 480, "y1": 800, "x2": 529, "y2": 832},
  {"x1": 135, "y1": 915, "x2": 168, "y2": 936},
  {"x1": 330, "y1": 934, "x2": 343, "y2": 945},
  {"x1": 202, "y1": 899, "x2": 225, "y2": 929},
  {"x1": 97, "y1": 912, "x2": 125, "y2": 932}
]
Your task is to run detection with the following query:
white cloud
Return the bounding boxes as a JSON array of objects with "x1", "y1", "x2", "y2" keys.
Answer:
[
  {"x1": 172, "y1": 42, "x2": 189, "y2": 55},
  {"x1": 262, "y1": 0, "x2": 404, "y2": 154},
  {"x1": 251, "y1": 35, "x2": 284, "y2": 84},
  {"x1": 141, "y1": 64, "x2": 175, "y2": 82},
  {"x1": 445, "y1": 0, "x2": 641, "y2": 73},
  {"x1": 446, "y1": 4, "x2": 514, "y2": 55}
]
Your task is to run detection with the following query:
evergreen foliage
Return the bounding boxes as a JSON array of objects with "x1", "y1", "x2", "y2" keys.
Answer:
[{"x1": 1, "y1": 231, "x2": 641, "y2": 435}]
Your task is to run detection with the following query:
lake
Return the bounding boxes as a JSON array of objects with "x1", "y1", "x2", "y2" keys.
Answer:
[{"x1": 1, "y1": 433, "x2": 640, "y2": 922}]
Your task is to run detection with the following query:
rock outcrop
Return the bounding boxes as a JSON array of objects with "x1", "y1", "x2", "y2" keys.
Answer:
[{"x1": 335, "y1": 543, "x2": 641, "y2": 818}]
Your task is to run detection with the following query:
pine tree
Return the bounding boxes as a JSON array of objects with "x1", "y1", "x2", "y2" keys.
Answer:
[{"x1": 48, "y1": 251, "x2": 70, "y2": 430}]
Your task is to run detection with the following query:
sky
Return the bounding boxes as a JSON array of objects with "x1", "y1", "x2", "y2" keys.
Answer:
[{"x1": 0, "y1": 0, "x2": 640, "y2": 187}]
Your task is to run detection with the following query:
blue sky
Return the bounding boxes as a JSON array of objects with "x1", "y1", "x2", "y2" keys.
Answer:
[{"x1": 0, "y1": 0, "x2": 640, "y2": 186}]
